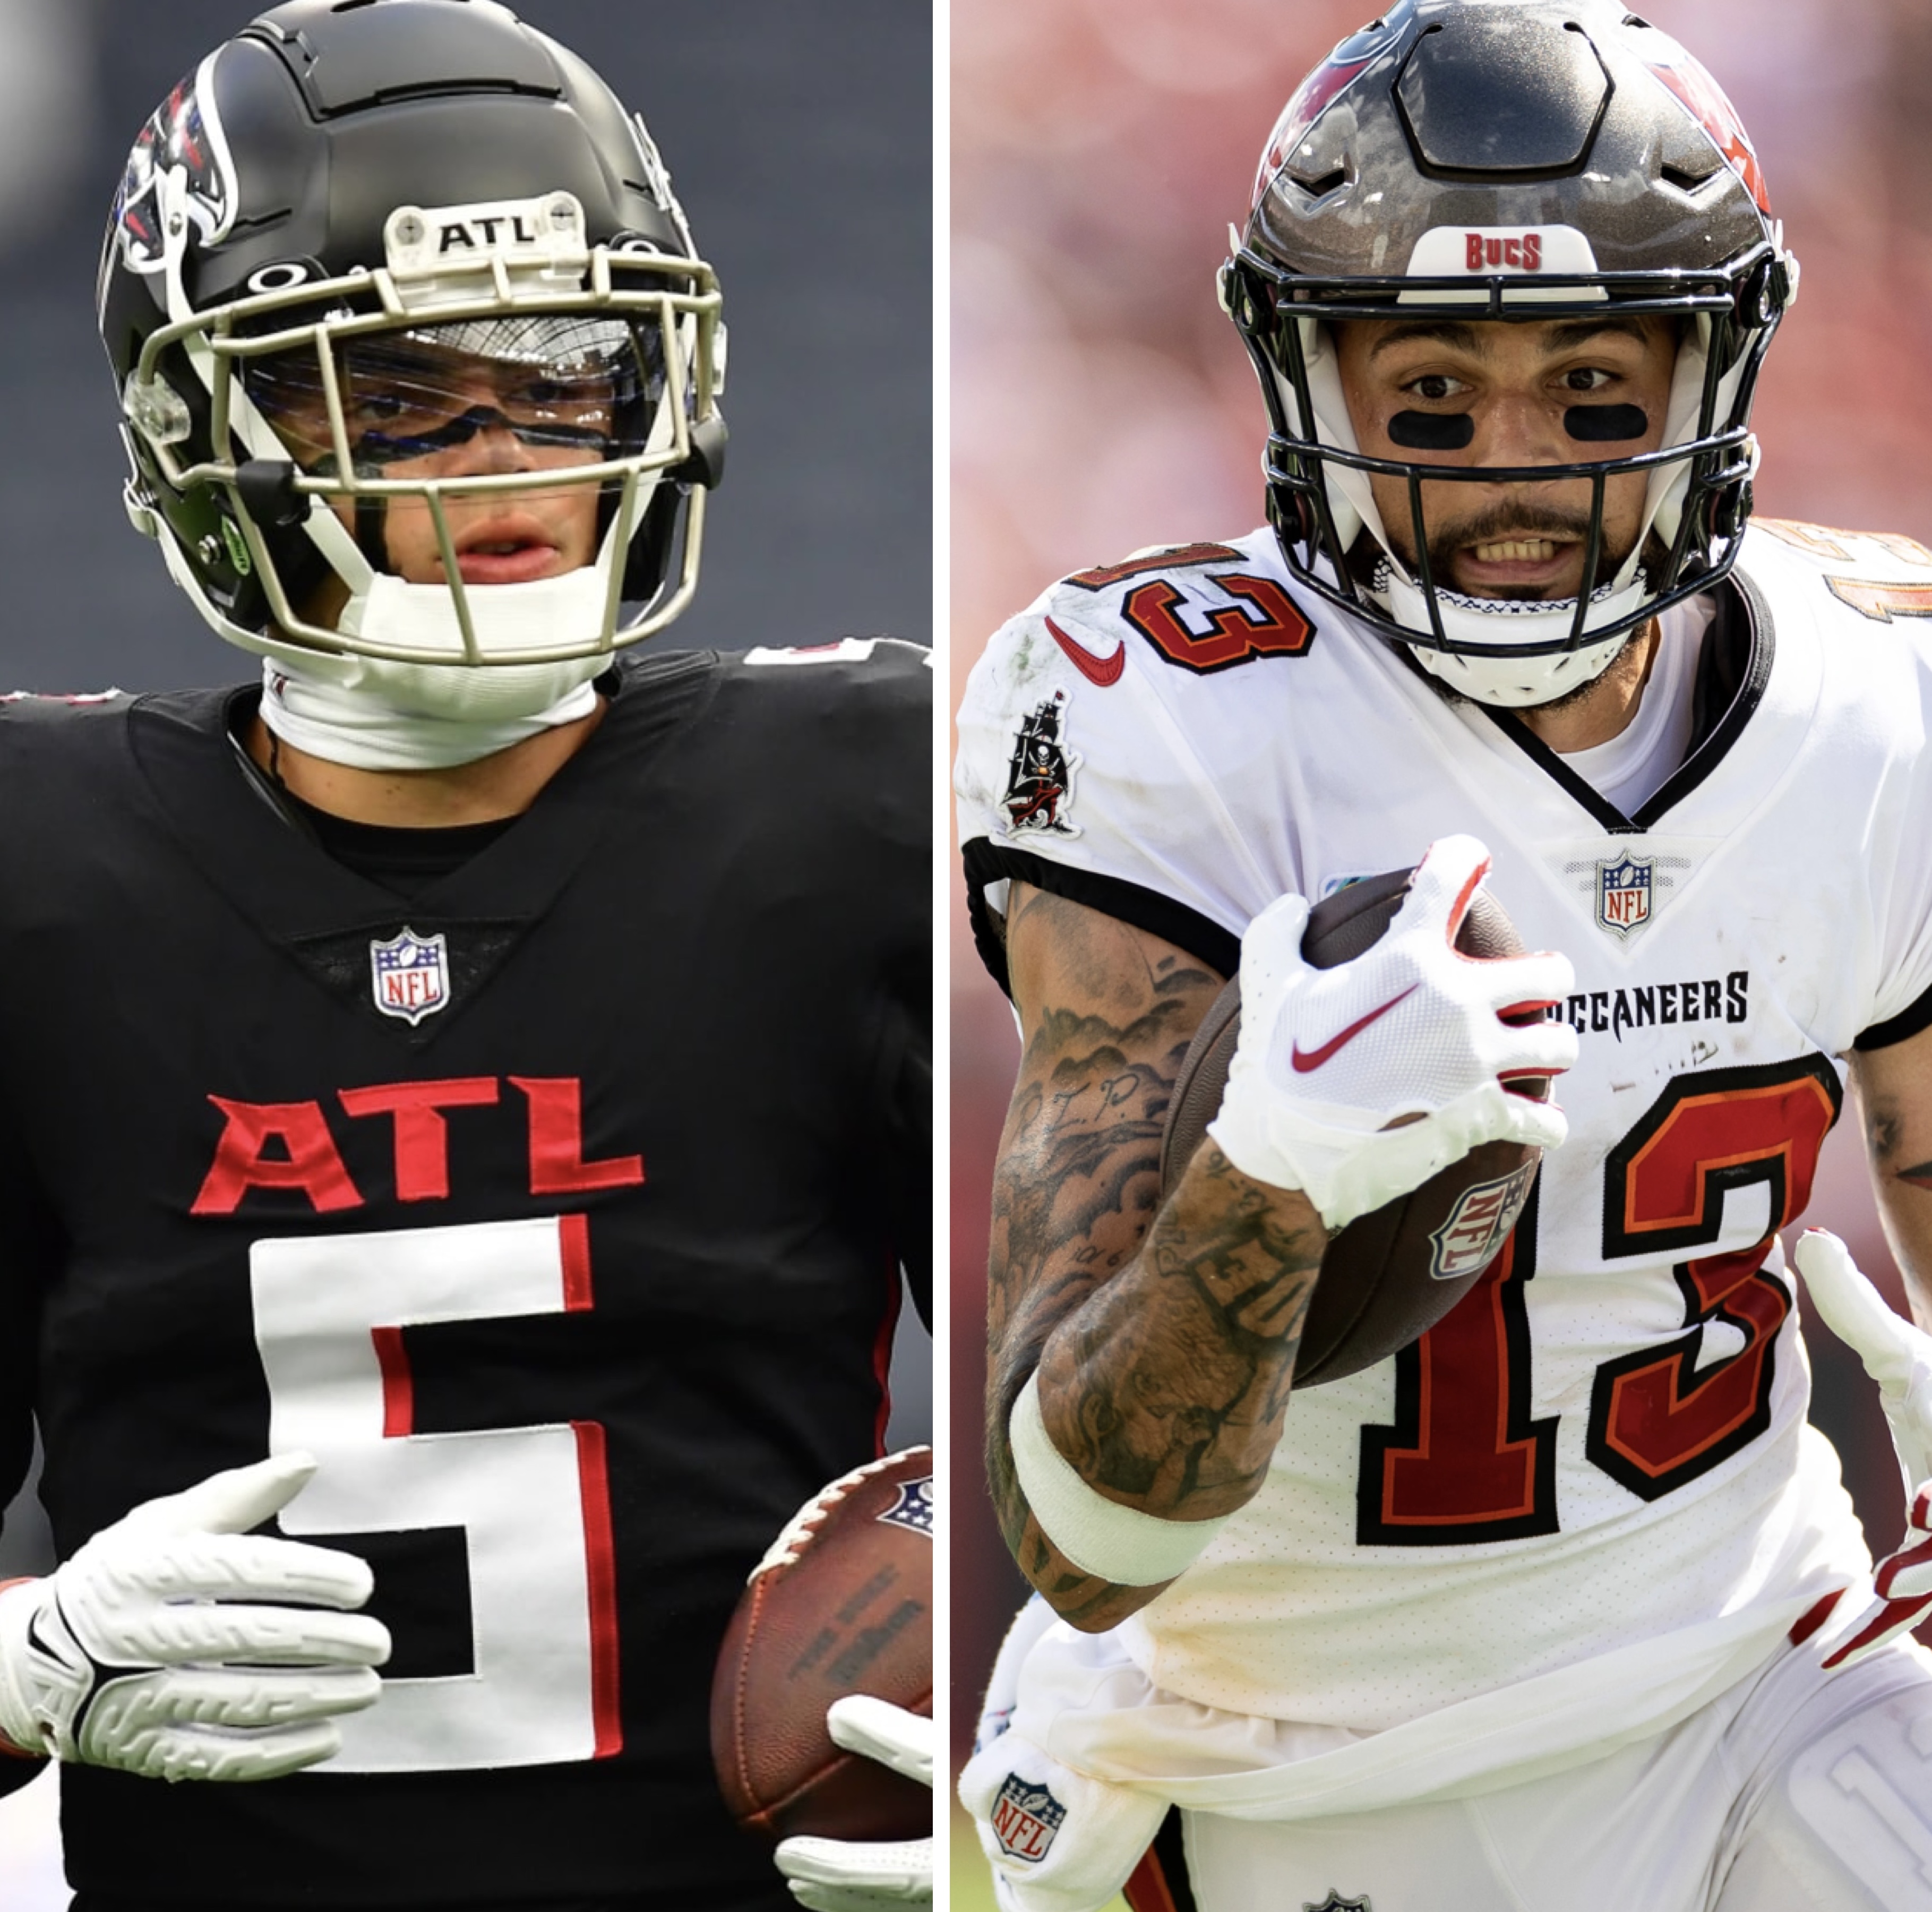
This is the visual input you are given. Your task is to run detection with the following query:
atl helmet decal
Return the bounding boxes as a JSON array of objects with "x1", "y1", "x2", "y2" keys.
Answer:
[
  {"x1": 876, "y1": 1476, "x2": 933, "y2": 1538},
  {"x1": 1000, "y1": 688, "x2": 1081, "y2": 839},
  {"x1": 109, "y1": 53, "x2": 238, "y2": 278},
  {"x1": 990, "y1": 1773, "x2": 1067, "y2": 1864},
  {"x1": 1596, "y1": 853, "x2": 1655, "y2": 937},
  {"x1": 1640, "y1": 36, "x2": 1770, "y2": 214},
  {"x1": 370, "y1": 928, "x2": 452, "y2": 1027}
]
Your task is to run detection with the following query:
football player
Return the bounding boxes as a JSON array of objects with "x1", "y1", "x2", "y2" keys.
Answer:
[
  {"x1": 956, "y1": 4, "x2": 1932, "y2": 1908},
  {"x1": 0, "y1": 4, "x2": 931, "y2": 1911}
]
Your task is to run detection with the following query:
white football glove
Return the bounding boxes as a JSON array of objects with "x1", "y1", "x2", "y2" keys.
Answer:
[
  {"x1": 1207, "y1": 834, "x2": 1577, "y2": 1230},
  {"x1": 774, "y1": 1696, "x2": 933, "y2": 1912},
  {"x1": 1793, "y1": 1230, "x2": 1932, "y2": 1668},
  {"x1": 0, "y1": 1452, "x2": 390, "y2": 1782}
]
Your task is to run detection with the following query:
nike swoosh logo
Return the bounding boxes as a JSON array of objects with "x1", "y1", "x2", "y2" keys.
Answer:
[
  {"x1": 1046, "y1": 616, "x2": 1125, "y2": 687},
  {"x1": 1291, "y1": 983, "x2": 1419, "y2": 1072}
]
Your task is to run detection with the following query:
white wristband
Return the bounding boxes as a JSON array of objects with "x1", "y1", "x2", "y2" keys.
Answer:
[{"x1": 1008, "y1": 1374, "x2": 1227, "y2": 1587}]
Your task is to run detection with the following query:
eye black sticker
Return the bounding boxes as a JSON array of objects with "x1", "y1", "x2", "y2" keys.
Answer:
[
  {"x1": 1564, "y1": 404, "x2": 1648, "y2": 442},
  {"x1": 1389, "y1": 411, "x2": 1475, "y2": 450}
]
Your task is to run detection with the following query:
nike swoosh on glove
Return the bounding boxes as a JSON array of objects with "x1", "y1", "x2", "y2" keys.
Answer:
[
  {"x1": 0, "y1": 1452, "x2": 390, "y2": 1781},
  {"x1": 1793, "y1": 1229, "x2": 1932, "y2": 1667},
  {"x1": 1208, "y1": 833, "x2": 1578, "y2": 1230},
  {"x1": 775, "y1": 1696, "x2": 933, "y2": 1912}
]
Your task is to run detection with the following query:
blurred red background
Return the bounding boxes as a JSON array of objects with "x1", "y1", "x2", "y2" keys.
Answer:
[{"x1": 950, "y1": 0, "x2": 1932, "y2": 1794}]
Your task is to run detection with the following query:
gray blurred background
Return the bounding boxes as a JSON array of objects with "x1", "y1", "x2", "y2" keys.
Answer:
[
  {"x1": 0, "y1": 3, "x2": 931, "y2": 1894},
  {"x1": 951, "y1": 0, "x2": 1932, "y2": 1900}
]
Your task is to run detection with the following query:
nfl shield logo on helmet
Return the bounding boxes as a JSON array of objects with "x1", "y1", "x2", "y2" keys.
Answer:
[
  {"x1": 1596, "y1": 853, "x2": 1653, "y2": 936},
  {"x1": 990, "y1": 1773, "x2": 1067, "y2": 1864},
  {"x1": 370, "y1": 928, "x2": 450, "y2": 1026}
]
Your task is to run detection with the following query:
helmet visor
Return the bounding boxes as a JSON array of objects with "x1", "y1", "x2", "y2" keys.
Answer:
[{"x1": 242, "y1": 312, "x2": 661, "y2": 478}]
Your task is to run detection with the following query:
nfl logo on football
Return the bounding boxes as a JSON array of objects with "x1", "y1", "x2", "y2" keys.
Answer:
[
  {"x1": 876, "y1": 1476, "x2": 933, "y2": 1537},
  {"x1": 370, "y1": 928, "x2": 451, "y2": 1026},
  {"x1": 1428, "y1": 1162, "x2": 1537, "y2": 1281},
  {"x1": 991, "y1": 1773, "x2": 1067, "y2": 1864},
  {"x1": 1595, "y1": 852, "x2": 1653, "y2": 936}
]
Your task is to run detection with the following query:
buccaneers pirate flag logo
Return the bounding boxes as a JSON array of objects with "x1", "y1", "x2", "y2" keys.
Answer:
[{"x1": 1001, "y1": 689, "x2": 1081, "y2": 838}]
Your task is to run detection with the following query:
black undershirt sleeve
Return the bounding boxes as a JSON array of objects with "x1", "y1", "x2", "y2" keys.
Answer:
[
  {"x1": 1854, "y1": 975, "x2": 1932, "y2": 1052},
  {"x1": 961, "y1": 837, "x2": 1240, "y2": 1000}
]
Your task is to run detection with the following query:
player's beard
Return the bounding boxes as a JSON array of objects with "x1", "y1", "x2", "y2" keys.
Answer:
[
  {"x1": 1346, "y1": 507, "x2": 1669, "y2": 711},
  {"x1": 1392, "y1": 499, "x2": 1639, "y2": 605}
]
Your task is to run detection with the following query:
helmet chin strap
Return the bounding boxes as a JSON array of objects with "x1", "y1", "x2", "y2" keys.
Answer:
[
  {"x1": 253, "y1": 508, "x2": 632, "y2": 771},
  {"x1": 257, "y1": 651, "x2": 605, "y2": 773}
]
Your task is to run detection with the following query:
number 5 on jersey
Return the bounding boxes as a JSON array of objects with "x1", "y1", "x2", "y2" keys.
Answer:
[{"x1": 252, "y1": 1213, "x2": 617, "y2": 1772}]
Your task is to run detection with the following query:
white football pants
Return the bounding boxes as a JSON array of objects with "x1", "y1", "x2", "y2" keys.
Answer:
[{"x1": 1182, "y1": 1634, "x2": 1932, "y2": 1911}]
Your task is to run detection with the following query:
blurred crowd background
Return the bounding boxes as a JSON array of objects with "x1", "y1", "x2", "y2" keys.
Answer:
[
  {"x1": 951, "y1": 0, "x2": 1932, "y2": 1885},
  {"x1": 0, "y1": 1, "x2": 930, "y2": 1901}
]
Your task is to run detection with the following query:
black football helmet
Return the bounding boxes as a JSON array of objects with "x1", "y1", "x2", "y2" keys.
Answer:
[
  {"x1": 98, "y1": 0, "x2": 726, "y2": 671},
  {"x1": 1221, "y1": 0, "x2": 1795, "y2": 705}
]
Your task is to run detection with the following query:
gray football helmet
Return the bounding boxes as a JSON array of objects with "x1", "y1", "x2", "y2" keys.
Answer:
[{"x1": 1222, "y1": 0, "x2": 1795, "y2": 705}]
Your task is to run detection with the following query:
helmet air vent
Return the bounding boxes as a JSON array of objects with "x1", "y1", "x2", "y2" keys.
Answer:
[
  {"x1": 1286, "y1": 165, "x2": 1349, "y2": 200},
  {"x1": 1394, "y1": 10, "x2": 1611, "y2": 178},
  {"x1": 255, "y1": 0, "x2": 564, "y2": 118}
]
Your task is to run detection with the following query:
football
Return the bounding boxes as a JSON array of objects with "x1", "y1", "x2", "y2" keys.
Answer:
[
  {"x1": 1159, "y1": 868, "x2": 1550, "y2": 1385},
  {"x1": 710, "y1": 1446, "x2": 933, "y2": 1844}
]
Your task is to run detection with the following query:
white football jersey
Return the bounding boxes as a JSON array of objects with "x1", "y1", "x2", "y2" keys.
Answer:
[{"x1": 957, "y1": 519, "x2": 1932, "y2": 1734}]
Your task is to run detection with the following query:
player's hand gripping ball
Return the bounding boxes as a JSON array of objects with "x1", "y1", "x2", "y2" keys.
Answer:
[
  {"x1": 0, "y1": 1452, "x2": 389, "y2": 1782},
  {"x1": 1172, "y1": 835, "x2": 1577, "y2": 1384},
  {"x1": 1794, "y1": 1230, "x2": 1932, "y2": 1667},
  {"x1": 711, "y1": 1448, "x2": 932, "y2": 1849},
  {"x1": 773, "y1": 1696, "x2": 933, "y2": 1912}
]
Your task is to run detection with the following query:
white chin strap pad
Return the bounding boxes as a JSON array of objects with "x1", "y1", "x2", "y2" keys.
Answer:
[
  {"x1": 259, "y1": 656, "x2": 605, "y2": 772},
  {"x1": 1405, "y1": 628, "x2": 1631, "y2": 708},
  {"x1": 253, "y1": 518, "x2": 636, "y2": 771}
]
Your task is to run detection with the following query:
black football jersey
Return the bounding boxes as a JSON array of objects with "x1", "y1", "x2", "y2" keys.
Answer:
[{"x1": 0, "y1": 639, "x2": 931, "y2": 1910}]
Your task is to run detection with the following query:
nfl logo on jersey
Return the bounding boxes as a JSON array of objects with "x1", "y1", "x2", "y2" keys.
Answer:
[
  {"x1": 1595, "y1": 853, "x2": 1654, "y2": 936},
  {"x1": 991, "y1": 1773, "x2": 1067, "y2": 1863},
  {"x1": 369, "y1": 928, "x2": 451, "y2": 1025}
]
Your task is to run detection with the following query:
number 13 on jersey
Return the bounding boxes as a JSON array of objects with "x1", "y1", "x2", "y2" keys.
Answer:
[
  {"x1": 252, "y1": 1213, "x2": 618, "y2": 1772},
  {"x1": 1359, "y1": 1055, "x2": 1841, "y2": 1542}
]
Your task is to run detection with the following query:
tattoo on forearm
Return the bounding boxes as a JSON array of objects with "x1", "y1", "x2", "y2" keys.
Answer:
[
  {"x1": 984, "y1": 1017, "x2": 1182, "y2": 1555},
  {"x1": 1051, "y1": 1160, "x2": 1322, "y2": 1511},
  {"x1": 985, "y1": 889, "x2": 1325, "y2": 1609}
]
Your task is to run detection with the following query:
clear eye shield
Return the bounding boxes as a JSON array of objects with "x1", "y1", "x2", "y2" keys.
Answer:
[{"x1": 243, "y1": 313, "x2": 659, "y2": 476}]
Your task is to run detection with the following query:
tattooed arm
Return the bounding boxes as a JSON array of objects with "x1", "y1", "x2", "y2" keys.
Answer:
[
  {"x1": 1852, "y1": 1018, "x2": 1932, "y2": 1326},
  {"x1": 987, "y1": 881, "x2": 1328, "y2": 1631}
]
